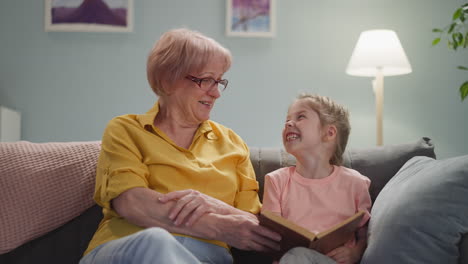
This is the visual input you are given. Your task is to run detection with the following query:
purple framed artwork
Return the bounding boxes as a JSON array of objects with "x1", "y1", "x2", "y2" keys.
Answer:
[
  {"x1": 44, "y1": 0, "x2": 133, "y2": 32},
  {"x1": 226, "y1": 0, "x2": 276, "y2": 37}
]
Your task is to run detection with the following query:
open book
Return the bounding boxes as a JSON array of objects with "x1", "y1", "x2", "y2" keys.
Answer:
[{"x1": 259, "y1": 210, "x2": 366, "y2": 260}]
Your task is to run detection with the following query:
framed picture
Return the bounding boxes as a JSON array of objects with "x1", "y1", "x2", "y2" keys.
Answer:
[
  {"x1": 226, "y1": 0, "x2": 276, "y2": 37},
  {"x1": 44, "y1": 0, "x2": 133, "y2": 32}
]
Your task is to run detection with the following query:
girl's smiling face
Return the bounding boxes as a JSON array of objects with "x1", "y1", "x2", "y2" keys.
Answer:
[{"x1": 282, "y1": 99, "x2": 324, "y2": 156}]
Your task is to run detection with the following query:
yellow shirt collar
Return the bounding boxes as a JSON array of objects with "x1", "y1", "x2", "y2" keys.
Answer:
[{"x1": 137, "y1": 101, "x2": 214, "y2": 138}]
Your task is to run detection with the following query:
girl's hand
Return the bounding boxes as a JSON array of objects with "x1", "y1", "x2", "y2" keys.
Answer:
[
  {"x1": 326, "y1": 246, "x2": 360, "y2": 264},
  {"x1": 159, "y1": 189, "x2": 233, "y2": 226}
]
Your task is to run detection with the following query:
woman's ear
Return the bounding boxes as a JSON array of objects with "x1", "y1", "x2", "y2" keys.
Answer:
[{"x1": 160, "y1": 79, "x2": 174, "y2": 96}]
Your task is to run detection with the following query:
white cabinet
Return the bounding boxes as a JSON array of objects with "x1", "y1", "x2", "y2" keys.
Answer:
[{"x1": 0, "y1": 106, "x2": 21, "y2": 142}]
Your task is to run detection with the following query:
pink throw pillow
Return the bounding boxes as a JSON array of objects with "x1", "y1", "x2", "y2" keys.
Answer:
[{"x1": 0, "y1": 141, "x2": 101, "y2": 254}]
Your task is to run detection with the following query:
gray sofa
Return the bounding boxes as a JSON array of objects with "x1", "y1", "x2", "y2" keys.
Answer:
[{"x1": 0, "y1": 137, "x2": 467, "y2": 264}]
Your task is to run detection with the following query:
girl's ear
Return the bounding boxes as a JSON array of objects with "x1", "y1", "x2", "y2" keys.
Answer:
[{"x1": 323, "y1": 125, "x2": 337, "y2": 142}]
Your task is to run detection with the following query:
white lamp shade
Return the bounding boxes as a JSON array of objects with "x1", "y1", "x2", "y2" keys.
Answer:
[{"x1": 346, "y1": 29, "x2": 412, "y2": 77}]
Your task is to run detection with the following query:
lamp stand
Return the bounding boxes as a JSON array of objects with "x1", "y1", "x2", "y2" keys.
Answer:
[{"x1": 372, "y1": 68, "x2": 384, "y2": 146}]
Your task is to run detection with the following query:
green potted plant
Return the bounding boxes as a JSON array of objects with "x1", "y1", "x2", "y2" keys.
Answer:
[{"x1": 432, "y1": 2, "x2": 468, "y2": 101}]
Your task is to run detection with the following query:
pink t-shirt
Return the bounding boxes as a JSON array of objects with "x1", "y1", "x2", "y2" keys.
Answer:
[{"x1": 262, "y1": 166, "x2": 371, "y2": 235}]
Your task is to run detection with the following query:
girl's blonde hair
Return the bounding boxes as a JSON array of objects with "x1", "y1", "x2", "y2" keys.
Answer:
[
  {"x1": 295, "y1": 93, "x2": 351, "y2": 165},
  {"x1": 146, "y1": 28, "x2": 232, "y2": 95}
]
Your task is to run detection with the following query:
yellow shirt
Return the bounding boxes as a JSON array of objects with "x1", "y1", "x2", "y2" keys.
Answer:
[{"x1": 84, "y1": 102, "x2": 261, "y2": 255}]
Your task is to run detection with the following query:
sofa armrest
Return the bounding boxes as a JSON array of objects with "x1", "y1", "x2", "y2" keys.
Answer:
[{"x1": 0, "y1": 204, "x2": 102, "y2": 264}]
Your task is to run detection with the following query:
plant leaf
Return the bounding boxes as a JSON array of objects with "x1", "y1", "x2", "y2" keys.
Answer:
[
  {"x1": 448, "y1": 40, "x2": 454, "y2": 49},
  {"x1": 432, "y1": 28, "x2": 443, "y2": 33},
  {"x1": 452, "y1": 34, "x2": 458, "y2": 50},
  {"x1": 448, "y1": 23, "x2": 456, "y2": 33},
  {"x1": 432, "y1": 38, "x2": 441, "y2": 46},
  {"x1": 460, "y1": 81, "x2": 468, "y2": 101},
  {"x1": 463, "y1": 3, "x2": 468, "y2": 11},
  {"x1": 457, "y1": 66, "x2": 468, "y2": 71},
  {"x1": 460, "y1": 32, "x2": 465, "y2": 47},
  {"x1": 453, "y1": 8, "x2": 462, "y2": 20},
  {"x1": 456, "y1": 32, "x2": 464, "y2": 45},
  {"x1": 452, "y1": 33, "x2": 463, "y2": 50},
  {"x1": 465, "y1": 32, "x2": 468, "y2": 48}
]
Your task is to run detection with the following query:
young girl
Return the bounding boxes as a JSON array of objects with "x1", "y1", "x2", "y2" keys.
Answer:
[{"x1": 262, "y1": 93, "x2": 372, "y2": 264}]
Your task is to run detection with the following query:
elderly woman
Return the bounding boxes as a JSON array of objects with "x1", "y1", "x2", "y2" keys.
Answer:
[{"x1": 79, "y1": 28, "x2": 280, "y2": 264}]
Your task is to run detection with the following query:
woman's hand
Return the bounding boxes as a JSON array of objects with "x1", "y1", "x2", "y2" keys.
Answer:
[
  {"x1": 326, "y1": 246, "x2": 360, "y2": 264},
  {"x1": 158, "y1": 189, "x2": 282, "y2": 252},
  {"x1": 158, "y1": 189, "x2": 234, "y2": 227},
  {"x1": 111, "y1": 187, "x2": 278, "y2": 250},
  {"x1": 214, "y1": 213, "x2": 281, "y2": 252}
]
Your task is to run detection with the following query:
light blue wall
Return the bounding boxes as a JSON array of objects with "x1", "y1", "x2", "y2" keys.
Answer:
[{"x1": 1, "y1": 0, "x2": 467, "y2": 159}]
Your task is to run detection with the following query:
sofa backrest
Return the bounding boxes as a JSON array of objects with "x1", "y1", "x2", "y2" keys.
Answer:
[
  {"x1": 250, "y1": 137, "x2": 436, "y2": 202},
  {"x1": 0, "y1": 137, "x2": 435, "y2": 258}
]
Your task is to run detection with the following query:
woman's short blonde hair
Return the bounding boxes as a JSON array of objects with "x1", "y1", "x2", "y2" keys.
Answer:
[
  {"x1": 294, "y1": 93, "x2": 351, "y2": 166},
  {"x1": 146, "y1": 28, "x2": 232, "y2": 95}
]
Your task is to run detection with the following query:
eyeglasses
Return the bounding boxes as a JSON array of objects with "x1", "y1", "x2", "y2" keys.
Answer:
[{"x1": 185, "y1": 75, "x2": 229, "y2": 92}]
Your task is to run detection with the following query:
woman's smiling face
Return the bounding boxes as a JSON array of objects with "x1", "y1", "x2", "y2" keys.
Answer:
[{"x1": 169, "y1": 55, "x2": 226, "y2": 126}]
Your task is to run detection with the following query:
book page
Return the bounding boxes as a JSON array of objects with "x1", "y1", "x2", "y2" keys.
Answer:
[
  {"x1": 259, "y1": 210, "x2": 366, "y2": 258},
  {"x1": 259, "y1": 211, "x2": 316, "y2": 259},
  {"x1": 312, "y1": 211, "x2": 365, "y2": 254}
]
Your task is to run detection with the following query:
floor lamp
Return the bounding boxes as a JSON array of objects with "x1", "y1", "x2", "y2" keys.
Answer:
[{"x1": 346, "y1": 29, "x2": 412, "y2": 146}]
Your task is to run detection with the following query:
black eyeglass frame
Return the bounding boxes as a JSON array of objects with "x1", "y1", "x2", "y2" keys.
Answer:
[{"x1": 185, "y1": 75, "x2": 229, "y2": 92}]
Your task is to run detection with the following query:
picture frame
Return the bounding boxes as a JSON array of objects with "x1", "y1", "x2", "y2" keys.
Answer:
[
  {"x1": 226, "y1": 0, "x2": 276, "y2": 38},
  {"x1": 44, "y1": 0, "x2": 133, "y2": 32}
]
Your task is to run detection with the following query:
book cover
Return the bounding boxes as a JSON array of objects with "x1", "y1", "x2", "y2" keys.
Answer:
[{"x1": 259, "y1": 210, "x2": 365, "y2": 260}]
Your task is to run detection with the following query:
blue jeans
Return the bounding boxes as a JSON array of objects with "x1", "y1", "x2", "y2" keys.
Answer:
[{"x1": 80, "y1": 227, "x2": 232, "y2": 264}]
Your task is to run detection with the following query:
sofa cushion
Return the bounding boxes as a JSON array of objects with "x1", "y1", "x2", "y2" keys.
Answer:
[
  {"x1": 0, "y1": 141, "x2": 101, "y2": 254},
  {"x1": 361, "y1": 155, "x2": 468, "y2": 264}
]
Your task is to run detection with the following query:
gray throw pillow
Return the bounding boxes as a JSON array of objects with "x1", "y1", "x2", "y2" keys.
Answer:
[{"x1": 361, "y1": 155, "x2": 468, "y2": 264}]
